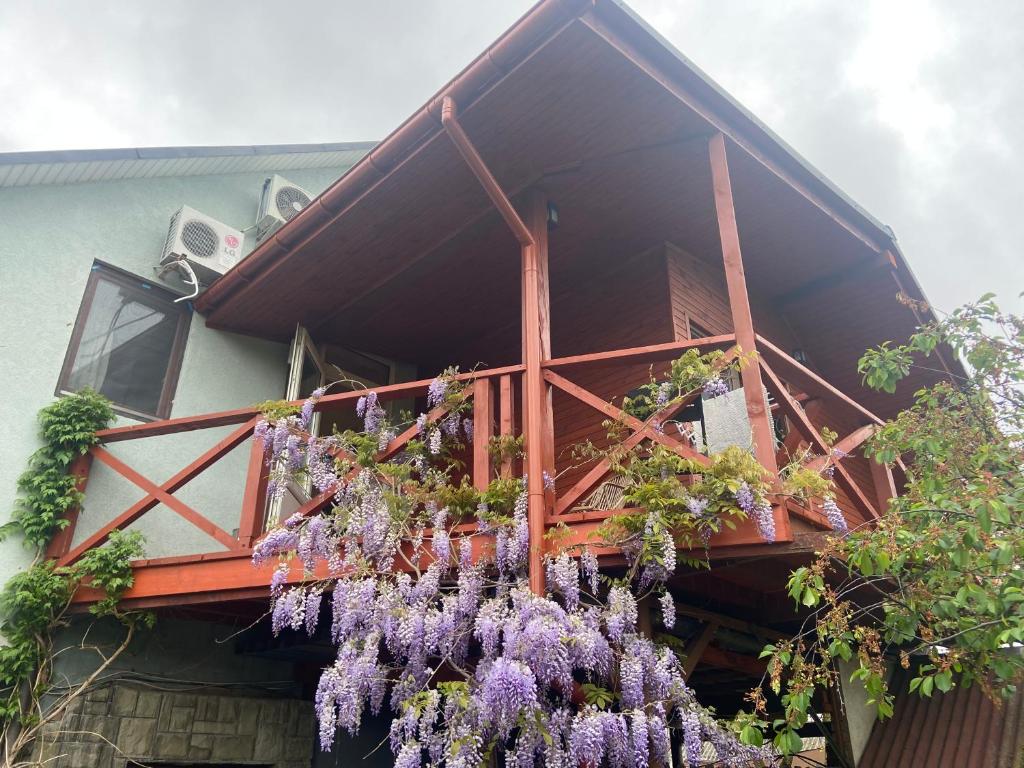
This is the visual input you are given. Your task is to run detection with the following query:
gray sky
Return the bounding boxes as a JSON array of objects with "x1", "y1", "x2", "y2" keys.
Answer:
[{"x1": 1, "y1": 1, "x2": 1020, "y2": 312}]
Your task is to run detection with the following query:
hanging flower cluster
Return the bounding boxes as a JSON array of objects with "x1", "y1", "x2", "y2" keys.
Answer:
[{"x1": 251, "y1": 372, "x2": 777, "y2": 767}]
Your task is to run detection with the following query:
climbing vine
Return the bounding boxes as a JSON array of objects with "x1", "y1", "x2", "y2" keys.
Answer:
[
  {"x1": 1, "y1": 390, "x2": 113, "y2": 549},
  {"x1": 0, "y1": 391, "x2": 150, "y2": 766}
]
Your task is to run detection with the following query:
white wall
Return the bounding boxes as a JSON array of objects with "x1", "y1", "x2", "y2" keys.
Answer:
[{"x1": 0, "y1": 164, "x2": 357, "y2": 577}]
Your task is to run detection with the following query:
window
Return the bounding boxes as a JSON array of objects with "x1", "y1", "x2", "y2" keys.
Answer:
[{"x1": 57, "y1": 263, "x2": 191, "y2": 420}]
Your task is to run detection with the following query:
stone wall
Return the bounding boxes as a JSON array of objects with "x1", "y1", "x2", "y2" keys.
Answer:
[{"x1": 35, "y1": 683, "x2": 314, "y2": 767}]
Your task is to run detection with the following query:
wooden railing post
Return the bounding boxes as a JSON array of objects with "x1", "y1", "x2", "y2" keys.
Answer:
[
  {"x1": 708, "y1": 132, "x2": 778, "y2": 475},
  {"x1": 498, "y1": 374, "x2": 515, "y2": 478},
  {"x1": 472, "y1": 377, "x2": 493, "y2": 491},
  {"x1": 522, "y1": 189, "x2": 553, "y2": 595},
  {"x1": 238, "y1": 435, "x2": 269, "y2": 547},
  {"x1": 869, "y1": 459, "x2": 897, "y2": 516},
  {"x1": 45, "y1": 452, "x2": 92, "y2": 561}
]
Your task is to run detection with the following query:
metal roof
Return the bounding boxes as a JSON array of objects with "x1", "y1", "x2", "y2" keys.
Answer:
[
  {"x1": 0, "y1": 141, "x2": 376, "y2": 188},
  {"x1": 860, "y1": 666, "x2": 1024, "y2": 767}
]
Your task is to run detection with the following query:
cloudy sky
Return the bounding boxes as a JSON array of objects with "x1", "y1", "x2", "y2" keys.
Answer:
[{"x1": 1, "y1": 1, "x2": 1020, "y2": 312}]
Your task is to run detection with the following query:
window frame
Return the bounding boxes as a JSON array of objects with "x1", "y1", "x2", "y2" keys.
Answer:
[{"x1": 55, "y1": 261, "x2": 192, "y2": 422}]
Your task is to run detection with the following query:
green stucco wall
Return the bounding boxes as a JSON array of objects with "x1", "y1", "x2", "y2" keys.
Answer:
[{"x1": 0, "y1": 164, "x2": 356, "y2": 583}]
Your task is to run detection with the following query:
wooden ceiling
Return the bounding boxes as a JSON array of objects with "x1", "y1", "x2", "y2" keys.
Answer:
[{"x1": 198, "y1": 9, "x2": 947, "y2": 417}]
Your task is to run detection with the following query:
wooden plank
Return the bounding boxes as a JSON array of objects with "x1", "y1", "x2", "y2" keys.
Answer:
[
  {"x1": 543, "y1": 369, "x2": 710, "y2": 465},
  {"x1": 523, "y1": 189, "x2": 551, "y2": 596},
  {"x1": 44, "y1": 452, "x2": 92, "y2": 560},
  {"x1": 89, "y1": 447, "x2": 238, "y2": 549},
  {"x1": 675, "y1": 604, "x2": 787, "y2": 642},
  {"x1": 546, "y1": 369, "x2": 711, "y2": 515},
  {"x1": 755, "y1": 334, "x2": 885, "y2": 427},
  {"x1": 699, "y1": 645, "x2": 767, "y2": 677},
  {"x1": 805, "y1": 423, "x2": 877, "y2": 472},
  {"x1": 708, "y1": 132, "x2": 780, "y2": 480},
  {"x1": 94, "y1": 365, "x2": 525, "y2": 443},
  {"x1": 681, "y1": 621, "x2": 719, "y2": 677},
  {"x1": 760, "y1": 359, "x2": 879, "y2": 520},
  {"x1": 869, "y1": 458, "x2": 897, "y2": 516},
  {"x1": 473, "y1": 377, "x2": 493, "y2": 490},
  {"x1": 237, "y1": 438, "x2": 269, "y2": 548},
  {"x1": 59, "y1": 419, "x2": 258, "y2": 566},
  {"x1": 499, "y1": 374, "x2": 515, "y2": 478},
  {"x1": 543, "y1": 334, "x2": 735, "y2": 370}
]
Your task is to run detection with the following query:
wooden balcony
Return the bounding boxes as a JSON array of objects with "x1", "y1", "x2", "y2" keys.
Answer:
[{"x1": 56, "y1": 333, "x2": 897, "y2": 611}]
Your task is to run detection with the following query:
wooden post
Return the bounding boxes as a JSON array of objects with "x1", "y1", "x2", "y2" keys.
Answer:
[
  {"x1": 869, "y1": 458, "x2": 897, "y2": 516},
  {"x1": 238, "y1": 437, "x2": 269, "y2": 547},
  {"x1": 522, "y1": 189, "x2": 553, "y2": 595},
  {"x1": 472, "y1": 377, "x2": 493, "y2": 491},
  {"x1": 44, "y1": 452, "x2": 92, "y2": 560},
  {"x1": 708, "y1": 132, "x2": 778, "y2": 477},
  {"x1": 499, "y1": 374, "x2": 515, "y2": 478}
]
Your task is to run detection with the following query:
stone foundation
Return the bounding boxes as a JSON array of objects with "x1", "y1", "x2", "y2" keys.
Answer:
[{"x1": 35, "y1": 683, "x2": 314, "y2": 767}]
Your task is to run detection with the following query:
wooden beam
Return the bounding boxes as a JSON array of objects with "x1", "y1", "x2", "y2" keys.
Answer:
[
  {"x1": 681, "y1": 621, "x2": 719, "y2": 677},
  {"x1": 699, "y1": 645, "x2": 768, "y2": 678},
  {"x1": 499, "y1": 374, "x2": 515, "y2": 478},
  {"x1": 805, "y1": 424, "x2": 877, "y2": 472},
  {"x1": 89, "y1": 447, "x2": 238, "y2": 550},
  {"x1": 237, "y1": 438, "x2": 269, "y2": 548},
  {"x1": 755, "y1": 334, "x2": 885, "y2": 427},
  {"x1": 473, "y1": 377, "x2": 493, "y2": 491},
  {"x1": 44, "y1": 452, "x2": 92, "y2": 560},
  {"x1": 760, "y1": 359, "x2": 879, "y2": 520},
  {"x1": 708, "y1": 132, "x2": 780, "y2": 480},
  {"x1": 542, "y1": 334, "x2": 736, "y2": 370},
  {"x1": 869, "y1": 458, "x2": 897, "y2": 516},
  {"x1": 59, "y1": 419, "x2": 258, "y2": 566},
  {"x1": 522, "y1": 189, "x2": 552, "y2": 595},
  {"x1": 675, "y1": 604, "x2": 787, "y2": 642},
  {"x1": 94, "y1": 366, "x2": 525, "y2": 444}
]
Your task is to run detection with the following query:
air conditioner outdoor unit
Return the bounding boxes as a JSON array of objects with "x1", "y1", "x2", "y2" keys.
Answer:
[
  {"x1": 159, "y1": 205, "x2": 245, "y2": 285},
  {"x1": 256, "y1": 174, "x2": 313, "y2": 243}
]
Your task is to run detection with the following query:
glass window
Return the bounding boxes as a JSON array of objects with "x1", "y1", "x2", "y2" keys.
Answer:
[{"x1": 57, "y1": 263, "x2": 191, "y2": 420}]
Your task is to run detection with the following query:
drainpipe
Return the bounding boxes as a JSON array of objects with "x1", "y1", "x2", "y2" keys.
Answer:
[{"x1": 441, "y1": 96, "x2": 548, "y2": 595}]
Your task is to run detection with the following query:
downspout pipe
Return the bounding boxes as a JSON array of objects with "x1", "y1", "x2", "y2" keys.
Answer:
[{"x1": 440, "y1": 96, "x2": 535, "y2": 248}]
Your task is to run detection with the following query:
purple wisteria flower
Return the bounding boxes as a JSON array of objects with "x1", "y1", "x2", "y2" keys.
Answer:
[
  {"x1": 659, "y1": 590, "x2": 675, "y2": 629},
  {"x1": 734, "y1": 482, "x2": 755, "y2": 514},
  {"x1": 545, "y1": 552, "x2": 580, "y2": 611},
  {"x1": 681, "y1": 708, "x2": 702, "y2": 767},
  {"x1": 753, "y1": 500, "x2": 776, "y2": 542},
  {"x1": 823, "y1": 496, "x2": 848, "y2": 533},
  {"x1": 580, "y1": 547, "x2": 600, "y2": 594},
  {"x1": 478, "y1": 657, "x2": 538, "y2": 735},
  {"x1": 703, "y1": 377, "x2": 730, "y2": 398},
  {"x1": 427, "y1": 376, "x2": 448, "y2": 408},
  {"x1": 300, "y1": 385, "x2": 326, "y2": 429}
]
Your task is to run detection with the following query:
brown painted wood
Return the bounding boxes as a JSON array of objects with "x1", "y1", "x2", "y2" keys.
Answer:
[
  {"x1": 755, "y1": 334, "x2": 885, "y2": 426},
  {"x1": 238, "y1": 438, "x2": 269, "y2": 548},
  {"x1": 681, "y1": 620, "x2": 719, "y2": 677},
  {"x1": 499, "y1": 374, "x2": 516, "y2": 478},
  {"x1": 473, "y1": 377, "x2": 493, "y2": 490},
  {"x1": 59, "y1": 419, "x2": 258, "y2": 566},
  {"x1": 44, "y1": 452, "x2": 92, "y2": 560},
  {"x1": 543, "y1": 334, "x2": 736, "y2": 370},
  {"x1": 708, "y1": 132, "x2": 779, "y2": 479},
  {"x1": 805, "y1": 423, "x2": 877, "y2": 473},
  {"x1": 760, "y1": 359, "x2": 879, "y2": 520},
  {"x1": 869, "y1": 457, "x2": 897, "y2": 516},
  {"x1": 522, "y1": 189, "x2": 551, "y2": 595},
  {"x1": 699, "y1": 645, "x2": 767, "y2": 678},
  {"x1": 89, "y1": 446, "x2": 238, "y2": 550}
]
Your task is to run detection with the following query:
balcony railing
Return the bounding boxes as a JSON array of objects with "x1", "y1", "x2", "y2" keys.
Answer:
[{"x1": 52, "y1": 336, "x2": 896, "y2": 608}]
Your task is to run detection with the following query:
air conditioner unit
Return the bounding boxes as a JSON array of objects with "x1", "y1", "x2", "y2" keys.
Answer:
[
  {"x1": 159, "y1": 205, "x2": 245, "y2": 284},
  {"x1": 256, "y1": 175, "x2": 313, "y2": 243}
]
